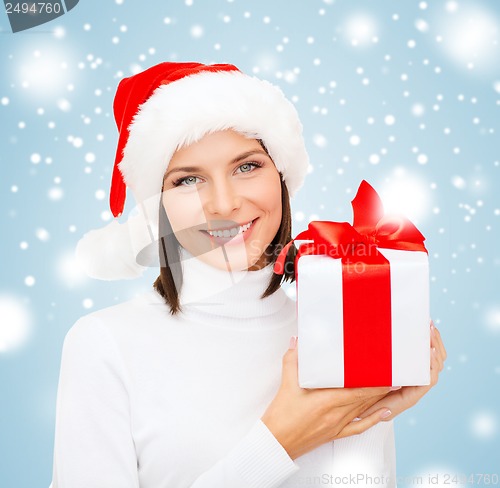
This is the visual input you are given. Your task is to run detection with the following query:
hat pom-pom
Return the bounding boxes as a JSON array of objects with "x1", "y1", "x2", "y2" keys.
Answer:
[{"x1": 75, "y1": 219, "x2": 147, "y2": 280}]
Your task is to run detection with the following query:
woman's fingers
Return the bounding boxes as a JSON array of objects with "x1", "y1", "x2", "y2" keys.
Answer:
[
  {"x1": 312, "y1": 386, "x2": 391, "y2": 408},
  {"x1": 430, "y1": 345, "x2": 440, "y2": 386},
  {"x1": 430, "y1": 324, "x2": 446, "y2": 370},
  {"x1": 335, "y1": 408, "x2": 392, "y2": 439},
  {"x1": 433, "y1": 326, "x2": 447, "y2": 362},
  {"x1": 281, "y1": 343, "x2": 299, "y2": 389},
  {"x1": 431, "y1": 339, "x2": 444, "y2": 372},
  {"x1": 430, "y1": 321, "x2": 447, "y2": 360}
]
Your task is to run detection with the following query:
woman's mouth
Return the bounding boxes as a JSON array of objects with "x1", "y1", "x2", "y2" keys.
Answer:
[{"x1": 201, "y1": 218, "x2": 257, "y2": 245}]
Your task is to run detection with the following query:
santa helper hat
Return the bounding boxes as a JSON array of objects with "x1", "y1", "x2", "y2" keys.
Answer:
[{"x1": 75, "y1": 61, "x2": 310, "y2": 280}]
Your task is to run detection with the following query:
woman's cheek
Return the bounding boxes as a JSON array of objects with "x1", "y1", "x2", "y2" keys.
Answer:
[
  {"x1": 162, "y1": 189, "x2": 206, "y2": 232},
  {"x1": 245, "y1": 171, "x2": 281, "y2": 204},
  {"x1": 254, "y1": 173, "x2": 282, "y2": 215}
]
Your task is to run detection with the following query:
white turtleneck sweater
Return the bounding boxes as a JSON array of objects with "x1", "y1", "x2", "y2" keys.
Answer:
[{"x1": 49, "y1": 249, "x2": 396, "y2": 488}]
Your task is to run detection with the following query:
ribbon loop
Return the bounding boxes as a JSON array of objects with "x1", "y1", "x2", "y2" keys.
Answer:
[{"x1": 273, "y1": 180, "x2": 427, "y2": 275}]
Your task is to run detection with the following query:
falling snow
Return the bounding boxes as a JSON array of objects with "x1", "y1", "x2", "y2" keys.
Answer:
[
  {"x1": 470, "y1": 411, "x2": 498, "y2": 439},
  {"x1": 349, "y1": 134, "x2": 361, "y2": 145},
  {"x1": 0, "y1": 296, "x2": 32, "y2": 352}
]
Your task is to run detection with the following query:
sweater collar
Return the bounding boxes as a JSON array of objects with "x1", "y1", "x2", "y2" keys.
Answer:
[{"x1": 175, "y1": 247, "x2": 290, "y2": 320}]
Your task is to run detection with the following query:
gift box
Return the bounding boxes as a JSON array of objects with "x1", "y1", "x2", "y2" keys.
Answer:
[{"x1": 274, "y1": 180, "x2": 431, "y2": 388}]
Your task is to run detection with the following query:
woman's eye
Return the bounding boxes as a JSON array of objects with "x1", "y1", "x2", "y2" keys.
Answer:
[
  {"x1": 173, "y1": 176, "x2": 200, "y2": 187},
  {"x1": 238, "y1": 162, "x2": 262, "y2": 173}
]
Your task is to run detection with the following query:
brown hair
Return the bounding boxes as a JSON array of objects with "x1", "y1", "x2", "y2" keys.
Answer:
[{"x1": 152, "y1": 141, "x2": 298, "y2": 315}]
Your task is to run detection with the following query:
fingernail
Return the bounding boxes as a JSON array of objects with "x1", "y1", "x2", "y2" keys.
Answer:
[
  {"x1": 432, "y1": 347, "x2": 437, "y2": 355},
  {"x1": 289, "y1": 336, "x2": 298, "y2": 349},
  {"x1": 430, "y1": 323, "x2": 435, "y2": 334},
  {"x1": 390, "y1": 386, "x2": 402, "y2": 391},
  {"x1": 380, "y1": 409, "x2": 392, "y2": 419}
]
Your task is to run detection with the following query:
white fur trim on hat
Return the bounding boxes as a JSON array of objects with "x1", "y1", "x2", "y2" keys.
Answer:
[{"x1": 75, "y1": 220, "x2": 147, "y2": 280}]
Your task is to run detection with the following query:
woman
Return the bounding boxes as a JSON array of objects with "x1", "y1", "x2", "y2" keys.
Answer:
[{"x1": 50, "y1": 62, "x2": 447, "y2": 488}]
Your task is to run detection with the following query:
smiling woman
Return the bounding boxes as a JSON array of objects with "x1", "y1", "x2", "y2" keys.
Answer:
[
  {"x1": 154, "y1": 129, "x2": 296, "y2": 314},
  {"x1": 48, "y1": 61, "x2": 428, "y2": 488}
]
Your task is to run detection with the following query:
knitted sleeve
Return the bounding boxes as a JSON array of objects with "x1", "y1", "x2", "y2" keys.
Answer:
[
  {"x1": 49, "y1": 316, "x2": 299, "y2": 488},
  {"x1": 190, "y1": 419, "x2": 300, "y2": 487},
  {"x1": 50, "y1": 316, "x2": 140, "y2": 488}
]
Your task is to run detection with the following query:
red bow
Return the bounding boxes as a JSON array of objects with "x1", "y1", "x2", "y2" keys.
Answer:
[{"x1": 274, "y1": 180, "x2": 427, "y2": 274}]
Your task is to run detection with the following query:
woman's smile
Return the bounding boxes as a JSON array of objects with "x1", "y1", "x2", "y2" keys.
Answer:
[{"x1": 202, "y1": 217, "x2": 258, "y2": 246}]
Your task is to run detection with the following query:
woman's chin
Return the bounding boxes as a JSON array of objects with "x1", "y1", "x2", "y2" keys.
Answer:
[{"x1": 194, "y1": 246, "x2": 261, "y2": 272}]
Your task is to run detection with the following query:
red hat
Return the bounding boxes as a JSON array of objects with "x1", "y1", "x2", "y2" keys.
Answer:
[{"x1": 76, "y1": 61, "x2": 309, "y2": 280}]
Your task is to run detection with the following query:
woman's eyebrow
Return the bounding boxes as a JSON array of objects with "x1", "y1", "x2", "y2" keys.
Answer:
[
  {"x1": 163, "y1": 150, "x2": 269, "y2": 180},
  {"x1": 163, "y1": 165, "x2": 202, "y2": 180},
  {"x1": 231, "y1": 149, "x2": 269, "y2": 163}
]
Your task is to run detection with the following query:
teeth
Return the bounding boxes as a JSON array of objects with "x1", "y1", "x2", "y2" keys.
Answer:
[{"x1": 207, "y1": 220, "x2": 253, "y2": 238}]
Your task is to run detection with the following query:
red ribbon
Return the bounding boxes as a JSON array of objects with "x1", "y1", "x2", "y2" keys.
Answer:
[{"x1": 275, "y1": 180, "x2": 427, "y2": 387}]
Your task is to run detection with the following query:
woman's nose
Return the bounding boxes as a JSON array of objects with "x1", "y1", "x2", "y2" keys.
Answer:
[{"x1": 205, "y1": 179, "x2": 241, "y2": 217}]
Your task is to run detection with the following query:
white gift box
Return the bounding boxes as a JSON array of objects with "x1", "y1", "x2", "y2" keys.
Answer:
[{"x1": 297, "y1": 248, "x2": 431, "y2": 388}]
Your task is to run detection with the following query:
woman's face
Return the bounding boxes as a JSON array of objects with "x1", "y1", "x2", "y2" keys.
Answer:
[{"x1": 161, "y1": 129, "x2": 282, "y2": 272}]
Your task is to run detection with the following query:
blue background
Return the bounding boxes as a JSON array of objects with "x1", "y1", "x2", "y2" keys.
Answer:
[{"x1": 1, "y1": 0, "x2": 499, "y2": 486}]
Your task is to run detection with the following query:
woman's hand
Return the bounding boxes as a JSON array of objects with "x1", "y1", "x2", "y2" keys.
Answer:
[
  {"x1": 261, "y1": 337, "x2": 397, "y2": 461},
  {"x1": 356, "y1": 320, "x2": 447, "y2": 422}
]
